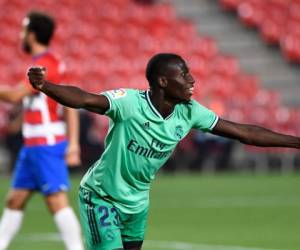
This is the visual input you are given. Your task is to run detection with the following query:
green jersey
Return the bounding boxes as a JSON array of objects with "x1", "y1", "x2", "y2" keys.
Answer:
[{"x1": 80, "y1": 89, "x2": 218, "y2": 213}]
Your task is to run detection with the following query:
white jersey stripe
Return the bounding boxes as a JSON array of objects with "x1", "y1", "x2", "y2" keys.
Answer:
[
  {"x1": 23, "y1": 122, "x2": 66, "y2": 139},
  {"x1": 40, "y1": 94, "x2": 55, "y2": 144}
]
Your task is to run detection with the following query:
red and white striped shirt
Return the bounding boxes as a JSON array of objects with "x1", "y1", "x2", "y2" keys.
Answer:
[{"x1": 23, "y1": 51, "x2": 67, "y2": 146}]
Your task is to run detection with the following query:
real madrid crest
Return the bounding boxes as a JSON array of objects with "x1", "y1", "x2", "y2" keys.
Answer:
[{"x1": 174, "y1": 125, "x2": 183, "y2": 140}]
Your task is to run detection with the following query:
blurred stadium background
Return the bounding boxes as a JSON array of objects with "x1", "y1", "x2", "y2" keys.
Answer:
[{"x1": 0, "y1": 0, "x2": 300, "y2": 249}]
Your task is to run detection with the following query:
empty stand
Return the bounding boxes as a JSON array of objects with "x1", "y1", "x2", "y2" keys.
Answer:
[{"x1": 220, "y1": 0, "x2": 300, "y2": 62}]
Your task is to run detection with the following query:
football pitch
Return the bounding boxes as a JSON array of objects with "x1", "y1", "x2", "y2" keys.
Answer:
[{"x1": 0, "y1": 173, "x2": 300, "y2": 250}]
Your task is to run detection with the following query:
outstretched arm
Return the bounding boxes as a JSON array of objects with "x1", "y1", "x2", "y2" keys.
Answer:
[
  {"x1": 0, "y1": 84, "x2": 32, "y2": 103},
  {"x1": 64, "y1": 107, "x2": 81, "y2": 167},
  {"x1": 212, "y1": 118, "x2": 300, "y2": 149},
  {"x1": 27, "y1": 67, "x2": 109, "y2": 114}
]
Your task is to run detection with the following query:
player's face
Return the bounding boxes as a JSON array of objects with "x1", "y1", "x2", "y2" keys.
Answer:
[
  {"x1": 163, "y1": 59, "x2": 195, "y2": 103},
  {"x1": 20, "y1": 17, "x2": 32, "y2": 54}
]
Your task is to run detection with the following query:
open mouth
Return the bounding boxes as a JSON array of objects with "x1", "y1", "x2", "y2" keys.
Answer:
[{"x1": 187, "y1": 87, "x2": 194, "y2": 94}]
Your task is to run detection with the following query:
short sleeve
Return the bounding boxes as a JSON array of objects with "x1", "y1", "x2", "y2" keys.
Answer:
[
  {"x1": 191, "y1": 100, "x2": 219, "y2": 132},
  {"x1": 101, "y1": 89, "x2": 133, "y2": 122}
]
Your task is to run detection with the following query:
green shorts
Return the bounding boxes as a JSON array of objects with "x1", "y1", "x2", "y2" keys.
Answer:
[{"x1": 78, "y1": 187, "x2": 148, "y2": 250}]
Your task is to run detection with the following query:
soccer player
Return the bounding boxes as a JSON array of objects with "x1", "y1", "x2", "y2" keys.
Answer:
[
  {"x1": 0, "y1": 12, "x2": 84, "y2": 250},
  {"x1": 27, "y1": 53, "x2": 300, "y2": 250}
]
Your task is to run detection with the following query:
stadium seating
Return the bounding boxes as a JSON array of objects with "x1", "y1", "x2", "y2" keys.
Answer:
[
  {"x1": 219, "y1": 0, "x2": 239, "y2": 11},
  {"x1": 220, "y1": 0, "x2": 300, "y2": 62},
  {"x1": 218, "y1": 0, "x2": 300, "y2": 162}
]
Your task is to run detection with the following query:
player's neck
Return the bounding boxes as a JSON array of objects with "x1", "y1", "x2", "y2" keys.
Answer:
[
  {"x1": 149, "y1": 90, "x2": 175, "y2": 119},
  {"x1": 31, "y1": 43, "x2": 49, "y2": 56}
]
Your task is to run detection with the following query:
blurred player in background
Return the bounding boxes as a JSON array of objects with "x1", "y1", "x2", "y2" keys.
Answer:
[
  {"x1": 3, "y1": 104, "x2": 23, "y2": 172},
  {"x1": 0, "y1": 11, "x2": 84, "y2": 250},
  {"x1": 27, "y1": 53, "x2": 300, "y2": 250}
]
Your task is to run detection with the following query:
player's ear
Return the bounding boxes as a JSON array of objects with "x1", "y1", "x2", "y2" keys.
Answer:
[{"x1": 158, "y1": 76, "x2": 168, "y2": 88}]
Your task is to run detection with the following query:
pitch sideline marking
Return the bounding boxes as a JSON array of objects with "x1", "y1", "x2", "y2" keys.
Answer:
[
  {"x1": 145, "y1": 240, "x2": 277, "y2": 250},
  {"x1": 19, "y1": 233, "x2": 277, "y2": 250}
]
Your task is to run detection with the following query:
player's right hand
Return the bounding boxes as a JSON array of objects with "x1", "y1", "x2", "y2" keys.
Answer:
[{"x1": 27, "y1": 67, "x2": 46, "y2": 90}]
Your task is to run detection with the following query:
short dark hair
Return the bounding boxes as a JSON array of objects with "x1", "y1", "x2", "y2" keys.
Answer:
[
  {"x1": 26, "y1": 11, "x2": 55, "y2": 45},
  {"x1": 146, "y1": 53, "x2": 184, "y2": 87}
]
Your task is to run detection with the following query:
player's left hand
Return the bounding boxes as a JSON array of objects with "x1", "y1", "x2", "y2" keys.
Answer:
[{"x1": 65, "y1": 144, "x2": 81, "y2": 167}]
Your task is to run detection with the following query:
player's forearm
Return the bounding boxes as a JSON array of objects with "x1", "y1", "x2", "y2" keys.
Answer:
[
  {"x1": 64, "y1": 107, "x2": 81, "y2": 167},
  {"x1": 0, "y1": 87, "x2": 20, "y2": 103},
  {"x1": 65, "y1": 107, "x2": 80, "y2": 147},
  {"x1": 240, "y1": 125, "x2": 300, "y2": 148},
  {"x1": 65, "y1": 108, "x2": 79, "y2": 143},
  {"x1": 40, "y1": 81, "x2": 87, "y2": 109}
]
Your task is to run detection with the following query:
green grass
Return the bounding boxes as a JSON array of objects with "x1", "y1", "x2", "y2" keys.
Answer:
[{"x1": 1, "y1": 173, "x2": 300, "y2": 250}]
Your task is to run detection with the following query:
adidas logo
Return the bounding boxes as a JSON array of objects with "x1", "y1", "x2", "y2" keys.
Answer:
[{"x1": 143, "y1": 121, "x2": 150, "y2": 130}]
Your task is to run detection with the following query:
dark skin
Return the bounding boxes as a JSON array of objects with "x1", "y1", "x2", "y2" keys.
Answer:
[
  {"x1": 27, "y1": 59, "x2": 300, "y2": 150},
  {"x1": 27, "y1": 58, "x2": 300, "y2": 250}
]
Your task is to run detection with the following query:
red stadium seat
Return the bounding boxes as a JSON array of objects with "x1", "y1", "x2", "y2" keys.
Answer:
[
  {"x1": 190, "y1": 37, "x2": 219, "y2": 59},
  {"x1": 200, "y1": 75, "x2": 235, "y2": 103},
  {"x1": 237, "y1": 0, "x2": 265, "y2": 27},
  {"x1": 269, "y1": 0, "x2": 290, "y2": 9},
  {"x1": 88, "y1": 38, "x2": 119, "y2": 60},
  {"x1": 149, "y1": 3, "x2": 176, "y2": 26},
  {"x1": 125, "y1": 4, "x2": 149, "y2": 27},
  {"x1": 211, "y1": 55, "x2": 240, "y2": 77},
  {"x1": 274, "y1": 107, "x2": 296, "y2": 134},
  {"x1": 109, "y1": 0, "x2": 131, "y2": 7},
  {"x1": 253, "y1": 89, "x2": 281, "y2": 110},
  {"x1": 220, "y1": 0, "x2": 240, "y2": 11},
  {"x1": 0, "y1": 26, "x2": 19, "y2": 47},
  {"x1": 260, "y1": 19, "x2": 284, "y2": 44},
  {"x1": 281, "y1": 35, "x2": 300, "y2": 62},
  {"x1": 259, "y1": 3, "x2": 288, "y2": 44},
  {"x1": 222, "y1": 0, "x2": 300, "y2": 62},
  {"x1": 234, "y1": 73, "x2": 259, "y2": 99},
  {"x1": 285, "y1": 20, "x2": 300, "y2": 37},
  {"x1": 138, "y1": 36, "x2": 162, "y2": 56},
  {"x1": 188, "y1": 55, "x2": 212, "y2": 78},
  {"x1": 173, "y1": 19, "x2": 198, "y2": 42},
  {"x1": 99, "y1": 3, "x2": 124, "y2": 26},
  {"x1": 288, "y1": 1, "x2": 300, "y2": 22},
  {"x1": 127, "y1": 73, "x2": 148, "y2": 89}
]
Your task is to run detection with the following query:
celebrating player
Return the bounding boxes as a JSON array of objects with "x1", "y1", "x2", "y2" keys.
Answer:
[
  {"x1": 27, "y1": 53, "x2": 300, "y2": 250},
  {"x1": 0, "y1": 11, "x2": 84, "y2": 250}
]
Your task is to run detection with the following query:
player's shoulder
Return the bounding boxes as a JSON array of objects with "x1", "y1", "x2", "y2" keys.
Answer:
[
  {"x1": 176, "y1": 99, "x2": 211, "y2": 118},
  {"x1": 102, "y1": 89, "x2": 143, "y2": 117},
  {"x1": 103, "y1": 88, "x2": 142, "y2": 100},
  {"x1": 178, "y1": 98, "x2": 203, "y2": 111},
  {"x1": 34, "y1": 51, "x2": 61, "y2": 66},
  {"x1": 189, "y1": 98, "x2": 209, "y2": 109}
]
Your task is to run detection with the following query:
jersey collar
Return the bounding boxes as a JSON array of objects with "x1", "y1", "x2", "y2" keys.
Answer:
[
  {"x1": 145, "y1": 91, "x2": 174, "y2": 120},
  {"x1": 32, "y1": 50, "x2": 50, "y2": 61}
]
